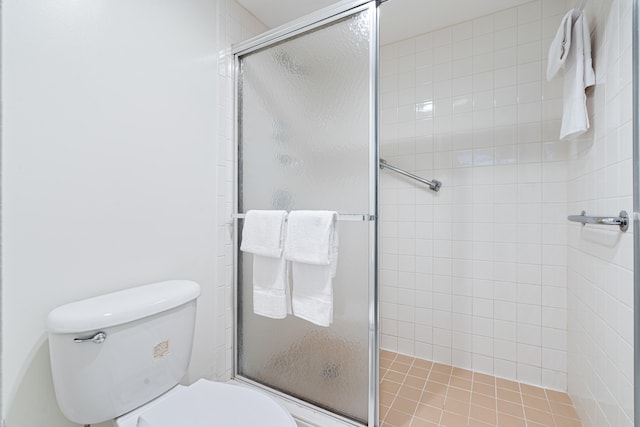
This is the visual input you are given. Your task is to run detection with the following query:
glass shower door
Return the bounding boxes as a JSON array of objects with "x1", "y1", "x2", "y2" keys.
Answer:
[{"x1": 233, "y1": 2, "x2": 378, "y2": 425}]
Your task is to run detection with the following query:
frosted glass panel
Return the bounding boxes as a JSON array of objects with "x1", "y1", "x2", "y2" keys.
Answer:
[{"x1": 237, "y1": 9, "x2": 373, "y2": 423}]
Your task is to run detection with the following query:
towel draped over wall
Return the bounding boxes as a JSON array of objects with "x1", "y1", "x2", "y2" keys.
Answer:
[{"x1": 547, "y1": 9, "x2": 595, "y2": 140}]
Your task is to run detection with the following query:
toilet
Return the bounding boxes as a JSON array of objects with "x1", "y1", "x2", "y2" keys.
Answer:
[{"x1": 47, "y1": 280, "x2": 296, "y2": 427}]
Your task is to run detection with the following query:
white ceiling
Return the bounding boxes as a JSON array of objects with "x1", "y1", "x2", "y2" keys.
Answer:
[{"x1": 237, "y1": 0, "x2": 535, "y2": 45}]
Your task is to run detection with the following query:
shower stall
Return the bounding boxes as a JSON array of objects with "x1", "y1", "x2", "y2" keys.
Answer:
[
  {"x1": 227, "y1": 0, "x2": 637, "y2": 426},
  {"x1": 232, "y1": 1, "x2": 379, "y2": 425}
]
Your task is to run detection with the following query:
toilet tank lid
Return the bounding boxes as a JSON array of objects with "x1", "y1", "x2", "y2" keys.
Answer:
[{"x1": 47, "y1": 280, "x2": 201, "y2": 333}]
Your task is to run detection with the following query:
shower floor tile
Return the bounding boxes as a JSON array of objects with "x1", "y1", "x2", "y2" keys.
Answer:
[{"x1": 379, "y1": 350, "x2": 581, "y2": 427}]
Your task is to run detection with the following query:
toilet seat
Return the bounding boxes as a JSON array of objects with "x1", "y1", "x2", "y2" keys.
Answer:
[{"x1": 115, "y1": 379, "x2": 296, "y2": 427}]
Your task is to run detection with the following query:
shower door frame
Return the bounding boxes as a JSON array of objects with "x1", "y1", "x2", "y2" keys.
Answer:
[{"x1": 231, "y1": 1, "x2": 380, "y2": 425}]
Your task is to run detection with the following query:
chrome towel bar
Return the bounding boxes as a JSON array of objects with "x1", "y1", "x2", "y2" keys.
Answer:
[
  {"x1": 379, "y1": 159, "x2": 442, "y2": 192},
  {"x1": 232, "y1": 213, "x2": 375, "y2": 221},
  {"x1": 567, "y1": 210, "x2": 629, "y2": 232}
]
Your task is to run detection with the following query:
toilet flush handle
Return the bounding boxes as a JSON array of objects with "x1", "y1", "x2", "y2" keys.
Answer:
[{"x1": 73, "y1": 331, "x2": 107, "y2": 344}]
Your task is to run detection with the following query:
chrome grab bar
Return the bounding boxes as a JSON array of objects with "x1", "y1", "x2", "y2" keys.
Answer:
[
  {"x1": 379, "y1": 159, "x2": 442, "y2": 192},
  {"x1": 567, "y1": 210, "x2": 629, "y2": 232}
]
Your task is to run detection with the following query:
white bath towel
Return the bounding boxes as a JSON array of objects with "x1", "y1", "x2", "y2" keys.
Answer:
[
  {"x1": 284, "y1": 211, "x2": 339, "y2": 327},
  {"x1": 240, "y1": 210, "x2": 290, "y2": 319},
  {"x1": 547, "y1": 9, "x2": 595, "y2": 140}
]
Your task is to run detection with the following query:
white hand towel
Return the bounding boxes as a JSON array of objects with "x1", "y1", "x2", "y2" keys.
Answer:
[
  {"x1": 240, "y1": 210, "x2": 287, "y2": 258},
  {"x1": 240, "y1": 210, "x2": 290, "y2": 319},
  {"x1": 284, "y1": 210, "x2": 339, "y2": 327},
  {"x1": 547, "y1": 9, "x2": 595, "y2": 140}
]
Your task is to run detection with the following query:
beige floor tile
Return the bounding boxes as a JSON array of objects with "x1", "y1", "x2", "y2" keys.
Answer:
[
  {"x1": 449, "y1": 376, "x2": 472, "y2": 391},
  {"x1": 432, "y1": 363, "x2": 453, "y2": 374},
  {"x1": 381, "y1": 358, "x2": 393, "y2": 368},
  {"x1": 470, "y1": 392, "x2": 496, "y2": 410},
  {"x1": 383, "y1": 408, "x2": 413, "y2": 427},
  {"x1": 424, "y1": 381, "x2": 448, "y2": 396},
  {"x1": 429, "y1": 371, "x2": 451, "y2": 385},
  {"x1": 497, "y1": 412, "x2": 526, "y2": 426},
  {"x1": 473, "y1": 372, "x2": 496, "y2": 385},
  {"x1": 381, "y1": 390, "x2": 397, "y2": 407},
  {"x1": 522, "y1": 394, "x2": 551, "y2": 412},
  {"x1": 398, "y1": 385, "x2": 423, "y2": 402},
  {"x1": 420, "y1": 390, "x2": 446, "y2": 409},
  {"x1": 385, "y1": 370, "x2": 406, "y2": 383},
  {"x1": 412, "y1": 358, "x2": 433, "y2": 370},
  {"x1": 440, "y1": 411, "x2": 468, "y2": 427},
  {"x1": 451, "y1": 367, "x2": 473, "y2": 379},
  {"x1": 443, "y1": 397, "x2": 469, "y2": 416},
  {"x1": 414, "y1": 403, "x2": 443, "y2": 423},
  {"x1": 390, "y1": 361, "x2": 412, "y2": 374},
  {"x1": 408, "y1": 366, "x2": 430, "y2": 379},
  {"x1": 446, "y1": 387, "x2": 471, "y2": 403},
  {"x1": 524, "y1": 406, "x2": 555, "y2": 425},
  {"x1": 472, "y1": 381, "x2": 496, "y2": 397},
  {"x1": 395, "y1": 354, "x2": 415, "y2": 365},
  {"x1": 404, "y1": 375, "x2": 427, "y2": 390},
  {"x1": 496, "y1": 377, "x2": 520, "y2": 392},
  {"x1": 497, "y1": 387, "x2": 522, "y2": 404},
  {"x1": 469, "y1": 404, "x2": 497, "y2": 424},
  {"x1": 393, "y1": 396, "x2": 419, "y2": 415},
  {"x1": 381, "y1": 349, "x2": 396, "y2": 359},
  {"x1": 379, "y1": 352, "x2": 582, "y2": 427},
  {"x1": 520, "y1": 383, "x2": 546, "y2": 399},
  {"x1": 497, "y1": 398, "x2": 524, "y2": 418},
  {"x1": 381, "y1": 379, "x2": 402, "y2": 394}
]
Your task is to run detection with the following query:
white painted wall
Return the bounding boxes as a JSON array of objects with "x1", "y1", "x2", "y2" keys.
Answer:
[{"x1": 2, "y1": 0, "x2": 219, "y2": 425}]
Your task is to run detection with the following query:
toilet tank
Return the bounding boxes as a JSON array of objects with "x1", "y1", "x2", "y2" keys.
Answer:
[{"x1": 47, "y1": 280, "x2": 201, "y2": 425}]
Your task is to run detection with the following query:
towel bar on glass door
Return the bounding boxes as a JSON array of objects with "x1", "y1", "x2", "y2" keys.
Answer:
[
  {"x1": 232, "y1": 213, "x2": 375, "y2": 221},
  {"x1": 567, "y1": 210, "x2": 629, "y2": 231},
  {"x1": 379, "y1": 159, "x2": 442, "y2": 192}
]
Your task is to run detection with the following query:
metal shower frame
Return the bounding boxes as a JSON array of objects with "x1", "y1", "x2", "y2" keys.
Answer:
[{"x1": 231, "y1": 1, "x2": 380, "y2": 425}]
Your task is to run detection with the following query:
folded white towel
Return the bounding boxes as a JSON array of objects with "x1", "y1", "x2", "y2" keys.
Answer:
[
  {"x1": 284, "y1": 210, "x2": 339, "y2": 327},
  {"x1": 547, "y1": 9, "x2": 595, "y2": 140},
  {"x1": 240, "y1": 210, "x2": 290, "y2": 319},
  {"x1": 284, "y1": 211, "x2": 338, "y2": 265},
  {"x1": 240, "y1": 210, "x2": 287, "y2": 258}
]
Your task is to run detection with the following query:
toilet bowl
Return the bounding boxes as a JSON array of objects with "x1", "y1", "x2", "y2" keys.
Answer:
[
  {"x1": 46, "y1": 280, "x2": 295, "y2": 427},
  {"x1": 115, "y1": 379, "x2": 296, "y2": 427}
]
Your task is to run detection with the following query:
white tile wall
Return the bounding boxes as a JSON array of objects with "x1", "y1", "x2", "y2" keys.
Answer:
[
  {"x1": 566, "y1": 0, "x2": 634, "y2": 426},
  {"x1": 216, "y1": 0, "x2": 267, "y2": 381},
  {"x1": 380, "y1": 0, "x2": 572, "y2": 391}
]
